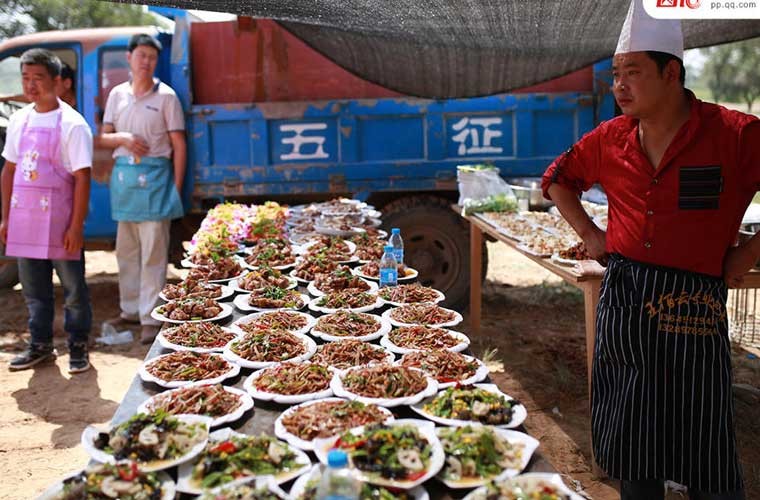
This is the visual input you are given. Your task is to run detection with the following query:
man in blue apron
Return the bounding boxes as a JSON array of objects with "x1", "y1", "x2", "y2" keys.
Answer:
[
  {"x1": 542, "y1": 2, "x2": 757, "y2": 499},
  {"x1": 99, "y1": 34, "x2": 185, "y2": 344}
]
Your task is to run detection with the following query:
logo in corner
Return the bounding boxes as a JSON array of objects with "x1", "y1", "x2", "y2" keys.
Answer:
[{"x1": 656, "y1": 0, "x2": 701, "y2": 8}]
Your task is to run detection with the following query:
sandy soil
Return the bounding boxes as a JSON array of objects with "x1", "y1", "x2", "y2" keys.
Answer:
[{"x1": 1, "y1": 246, "x2": 758, "y2": 499}]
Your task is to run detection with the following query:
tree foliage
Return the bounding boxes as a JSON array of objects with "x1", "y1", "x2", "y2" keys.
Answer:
[
  {"x1": 0, "y1": 1, "x2": 163, "y2": 41},
  {"x1": 701, "y1": 38, "x2": 760, "y2": 112}
]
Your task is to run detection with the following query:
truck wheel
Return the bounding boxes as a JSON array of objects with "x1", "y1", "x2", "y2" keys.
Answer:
[
  {"x1": 381, "y1": 195, "x2": 487, "y2": 310},
  {"x1": 0, "y1": 259, "x2": 19, "y2": 289}
]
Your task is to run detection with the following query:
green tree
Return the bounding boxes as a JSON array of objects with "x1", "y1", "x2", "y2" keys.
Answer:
[
  {"x1": 0, "y1": 0, "x2": 163, "y2": 41},
  {"x1": 701, "y1": 37, "x2": 760, "y2": 111}
]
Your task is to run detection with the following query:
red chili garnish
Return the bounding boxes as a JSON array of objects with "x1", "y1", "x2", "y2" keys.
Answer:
[
  {"x1": 406, "y1": 470, "x2": 427, "y2": 481},
  {"x1": 211, "y1": 441, "x2": 237, "y2": 454},
  {"x1": 117, "y1": 462, "x2": 139, "y2": 481}
]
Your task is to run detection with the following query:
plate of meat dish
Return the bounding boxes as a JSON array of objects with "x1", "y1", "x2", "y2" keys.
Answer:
[
  {"x1": 228, "y1": 267, "x2": 297, "y2": 293},
  {"x1": 159, "y1": 278, "x2": 234, "y2": 302},
  {"x1": 138, "y1": 351, "x2": 240, "y2": 388},
  {"x1": 244, "y1": 362, "x2": 335, "y2": 404},
  {"x1": 377, "y1": 283, "x2": 445, "y2": 306},
  {"x1": 233, "y1": 287, "x2": 310, "y2": 312},
  {"x1": 222, "y1": 329, "x2": 317, "y2": 369},
  {"x1": 151, "y1": 298, "x2": 232, "y2": 324},
  {"x1": 309, "y1": 339, "x2": 395, "y2": 370},
  {"x1": 331, "y1": 363, "x2": 438, "y2": 408},
  {"x1": 309, "y1": 311, "x2": 390, "y2": 342},
  {"x1": 157, "y1": 322, "x2": 239, "y2": 353},
  {"x1": 398, "y1": 350, "x2": 489, "y2": 388},
  {"x1": 137, "y1": 383, "x2": 253, "y2": 427},
  {"x1": 380, "y1": 325, "x2": 471, "y2": 354},
  {"x1": 382, "y1": 303, "x2": 463, "y2": 328},
  {"x1": 232, "y1": 310, "x2": 317, "y2": 337}
]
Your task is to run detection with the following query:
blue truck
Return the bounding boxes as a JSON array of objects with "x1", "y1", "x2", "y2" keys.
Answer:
[{"x1": 0, "y1": 9, "x2": 615, "y2": 306}]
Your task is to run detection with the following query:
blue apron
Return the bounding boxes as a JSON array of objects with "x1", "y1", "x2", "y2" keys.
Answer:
[{"x1": 110, "y1": 156, "x2": 184, "y2": 222}]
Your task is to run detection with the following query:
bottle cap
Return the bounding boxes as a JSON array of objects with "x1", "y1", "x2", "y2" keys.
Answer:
[
  {"x1": 327, "y1": 449, "x2": 348, "y2": 467},
  {"x1": 391, "y1": 228, "x2": 400, "y2": 234},
  {"x1": 384, "y1": 245, "x2": 394, "y2": 252}
]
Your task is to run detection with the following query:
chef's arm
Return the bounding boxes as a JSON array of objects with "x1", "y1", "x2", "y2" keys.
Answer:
[
  {"x1": 0, "y1": 162, "x2": 16, "y2": 244},
  {"x1": 547, "y1": 182, "x2": 607, "y2": 263}
]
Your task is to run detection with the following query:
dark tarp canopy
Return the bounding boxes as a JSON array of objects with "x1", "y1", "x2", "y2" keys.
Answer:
[{"x1": 115, "y1": 0, "x2": 760, "y2": 98}]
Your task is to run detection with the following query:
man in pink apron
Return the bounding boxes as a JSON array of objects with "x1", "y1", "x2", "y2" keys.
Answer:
[
  {"x1": 99, "y1": 34, "x2": 185, "y2": 344},
  {"x1": 0, "y1": 49, "x2": 93, "y2": 373}
]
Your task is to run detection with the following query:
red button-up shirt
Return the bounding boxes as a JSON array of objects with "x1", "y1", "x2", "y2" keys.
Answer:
[{"x1": 542, "y1": 93, "x2": 760, "y2": 277}]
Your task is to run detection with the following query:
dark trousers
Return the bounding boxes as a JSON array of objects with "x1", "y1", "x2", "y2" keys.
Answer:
[
  {"x1": 18, "y1": 254, "x2": 92, "y2": 346},
  {"x1": 621, "y1": 480, "x2": 745, "y2": 500}
]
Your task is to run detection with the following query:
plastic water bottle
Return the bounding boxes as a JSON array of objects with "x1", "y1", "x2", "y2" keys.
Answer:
[
  {"x1": 389, "y1": 228, "x2": 404, "y2": 266},
  {"x1": 315, "y1": 449, "x2": 360, "y2": 500},
  {"x1": 379, "y1": 245, "x2": 398, "y2": 288}
]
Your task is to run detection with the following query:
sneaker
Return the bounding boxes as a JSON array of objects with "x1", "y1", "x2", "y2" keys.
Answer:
[
  {"x1": 140, "y1": 325, "x2": 161, "y2": 345},
  {"x1": 68, "y1": 342, "x2": 90, "y2": 374},
  {"x1": 9, "y1": 344, "x2": 57, "y2": 371}
]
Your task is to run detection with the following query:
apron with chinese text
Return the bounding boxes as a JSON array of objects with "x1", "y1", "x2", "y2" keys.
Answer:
[{"x1": 110, "y1": 155, "x2": 183, "y2": 222}]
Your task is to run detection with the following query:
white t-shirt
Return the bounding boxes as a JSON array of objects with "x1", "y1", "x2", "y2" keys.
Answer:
[{"x1": 1, "y1": 99, "x2": 93, "y2": 173}]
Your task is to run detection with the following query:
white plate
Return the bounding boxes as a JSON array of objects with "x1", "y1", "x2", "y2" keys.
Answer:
[
  {"x1": 436, "y1": 427, "x2": 539, "y2": 489},
  {"x1": 307, "y1": 278, "x2": 378, "y2": 297},
  {"x1": 233, "y1": 292, "x2": 310, "y2": 312},
  {"x1": 331, "y1": 366, "x2": 438, "y2": 408},
  {"x1": 380, "y1": 328, "x2": 471, "y2": 354},
  {"x1": 228, "y1": 275, "x2": 298, "y2": 293},
  {"x1": 156, "y1": 325, "x2": 240, "y2": 353},
  {"x1": 410, "y1": 383, "x2": 528, "y2": 429},
  {"x1": 515, "y1": 243, "x2": 552, "y2": 258},
  {"x1": 381, "y1": 305, "x2": 464, "y2": 328},
  {"x1": 551, "y1": 253, "x2": 589, "y2": 267},
  {"x1": 462, "y1": 473, "x2": 585, "y2": 500},
  {"x1": 200, "y1": 476, "x2": 289, "y2": 500},
  {"x1": 150, "y1": 302, "x2": 233, "y2": 325},
  {"x1": 222, "y1": 333, "x2": 317, "y2": 369},
  {"x1": 312, "y1": 419, "x2": 444, "y2": 490},
  {"x1": 38, "y1": 469, "x2": 176, "y2": 500},
  {"x1": 243, "y1": 365, "x2": 334, "y2": 404},
  {"x1": 352, "y1": 266, "x2": 419, "y2": 282},
  {"x1": 273, "y1": 397, "x2": 394, "y2": 452},
  {"x1": 308, "y1": 294, "x2": 383, "y2": 314},
  {"x1": 177, "y1": 428, "x2": 312, "y2": 495},
  {"x1": 313, "y1": 225, "x2": 368, "y2": 237},
  {"x1": 232, "y1": 310, "x2": 317, "y2": 337},
  {"x1": 137, "y1": 384, "x2": 253, "y2": 428},
  {"x1": 310, "y1": 312, "x2": 391, "y2": 342},
  {"x1": 397, "y1": 353, "x2": 489, "y2": 389},
  {"x1": 378, "y1": 287, "x2": 445, "y2": 307},
  {"x1": 289, "y1": 269, "x2": 313, "y2": 285},
  {"x1": 138, "y1": 352, "x2": 240, "y2": 389},
  {"x1": 159, "y1": 284, "x2": 235, "y2": 303},
  {"x1": 289, "y1": 464, "x2": 431, "y2": 500},
  {"x1": 312, "y1": 341, "x2": 395, "y2": 369},
  {"x1": 243, "y1": 259, "x2": 297, "y2": 272},
  {"x1": 81, "y1": 414, "x2": 211, "y2": 472}
]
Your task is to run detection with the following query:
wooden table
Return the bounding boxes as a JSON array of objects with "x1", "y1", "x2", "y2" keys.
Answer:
[{"x1": 461, "y1": 206, "x2": 760, "y2": 391}]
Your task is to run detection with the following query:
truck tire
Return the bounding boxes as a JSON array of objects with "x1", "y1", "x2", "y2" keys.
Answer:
[
  {"x1": 0, "y1": 259, "x2": 19, "y2": 289},
  {"x1": 381, "y1": 195, "x2": 487, "y2": 311}
]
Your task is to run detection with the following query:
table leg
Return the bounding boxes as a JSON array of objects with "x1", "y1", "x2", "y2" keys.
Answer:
[
  {"x1": 582, "y1": 280, "x2": 606, "y2": 479},
  {"x1": 469, "y1": 223, "x2": 483, "y2": 335}
]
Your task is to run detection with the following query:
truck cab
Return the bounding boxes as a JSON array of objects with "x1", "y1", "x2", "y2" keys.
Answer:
[{"x1": 0, "y1": 13, "x2": 615, "y2": 306}]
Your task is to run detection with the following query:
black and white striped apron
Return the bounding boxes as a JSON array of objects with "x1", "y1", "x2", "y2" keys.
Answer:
[{"x1": 591, "y1": 254, "x2": 742, "y2": 493}]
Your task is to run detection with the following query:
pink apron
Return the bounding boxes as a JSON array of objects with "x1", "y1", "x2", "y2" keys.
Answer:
[{"x1": 6, "y1": 109, "x2": 78, "y2": 260}]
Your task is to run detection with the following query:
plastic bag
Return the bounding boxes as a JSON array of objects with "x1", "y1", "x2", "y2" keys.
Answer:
[{"x1": 457, "y1": 164, "x2": 517, "y2": 215}]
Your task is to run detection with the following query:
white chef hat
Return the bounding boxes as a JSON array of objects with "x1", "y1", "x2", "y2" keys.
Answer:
[{"x1": 615, "y1": 0, "x2": 684, "y2": 60}]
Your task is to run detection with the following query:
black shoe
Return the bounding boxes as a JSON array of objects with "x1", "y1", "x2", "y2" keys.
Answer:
[
  {"x1": 9, "y1": 344, "x2": 57, "y2": 371},
  {"x1": 68, "y1": 342, "x2": 90, "y2": 374}
]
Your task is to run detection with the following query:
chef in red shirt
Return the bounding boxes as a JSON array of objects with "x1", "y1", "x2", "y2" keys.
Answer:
[{"x1": 542, "y1": 2, "x2": 757, "y2": 499}]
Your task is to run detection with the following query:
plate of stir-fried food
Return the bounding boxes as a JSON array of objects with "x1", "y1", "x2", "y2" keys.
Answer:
[
  {"x1": 380, "y1": 325, "x2": 471, "y2": 354},
  {"x1": 308, "y1": 265, "x2": 378, "y2": 296},
  {"x1": 309, "y1": 340, "x2": 394, "y2": 370},
  {"x1": 290, "y1": 255, "x2": 338, "y2": 283},
  {"x1": 38, "y1": 463, "x2": 176, "y2": 500},
  {"x1": 151, "y1": 298, "x2": 232, "y2": 324},
  {"x1": 186, "y1": 256, "x2": 245, "y2": 283},
  {"x1": 198, "y1": 477, "x2": 289, "y2": 500},
  {"x1": 274, "y1": 398, "x2": 394, "y2": 451},
  {"x1": 378, "y1": 283, "x2": 445, "y2": 306},
  {"x1": 233, "y1": 287, "x2": 309, "y2": 312},
  {"x1": 398, "y1": 350, "x2": 489, "y2": 388},
  {"x1": 382, "y1": 303, "x2": 463, "y2": 328},
  {"x1": 411, "y1": 384, "x2": 527, "y2": 429},
  {"x1": 308, "y1": 289, "x2": 383, "y2": 314},
  {"x1": 244, "y1": 362, "x2": 334, "y2": 404},
  {"x1": 436, "y1": 426, "x2": 539, "y2": 489},
  {"x1": 228, "y1": 267, "x2": 297, "y2": 293},
  {"x1": 222, "y1": 329, "x2": 317, "y2": 369},
  {"x1": 310, "y1": 311, "x2": 390, "y2": 342},
  {"x1": 353, "y1": 262, "x2": 418, "y2": 282},
  {"x1": 157, "y1": 322, "x2": 239, "y2": 353},
  {"x1": 244, "y1": 239, "x2": 298, "y2": 270},
  {"x1": 137, "y1": 383, "x2": 253, "y2": 428},
  {"x1": 331, "y1": 363, "x2": 438, "y2": 408},
  {"x1": 232, "y1": 310, "x2": 317, "y2": 336},
  {"x1": 81, "y1": 411, "x2": 211, "y2": 472},
  {"x1": 160, "y1": 278, "x2": 233, "y2": 302},
  {"x1": 176, "y1": 428, "x2": 311, "y2": 494},
  {"x1": 139, "y1": 351, "x2": 240, "y2": 388},
  {"x1": 290, "y1": 465, "x2": 430, "y2": 499},
  {"x1": 463, "y1": 473, "x2": 583, "y2": 500}
]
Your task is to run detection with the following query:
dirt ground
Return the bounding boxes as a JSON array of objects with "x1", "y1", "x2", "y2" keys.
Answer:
[{"x1": 1, "y1": 245, "x2": 759, "y2": 499}]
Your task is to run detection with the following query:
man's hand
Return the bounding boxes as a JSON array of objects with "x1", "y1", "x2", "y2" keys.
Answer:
[
  {"x1": 723, "y1": 244, "x2": 757, "y2": 288},
  {"x1": 582, "y1": 224, "x2": 608, "y2": 266},
  {"x1": 63, "y1": 224, "x2": 84, "y2": 254},
  {"x1": 122, "y1": 133, "x2": 149, "y2": 157},
  {"x1": 0, "y1": 220, "x2": 7, "y2": 245}
]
